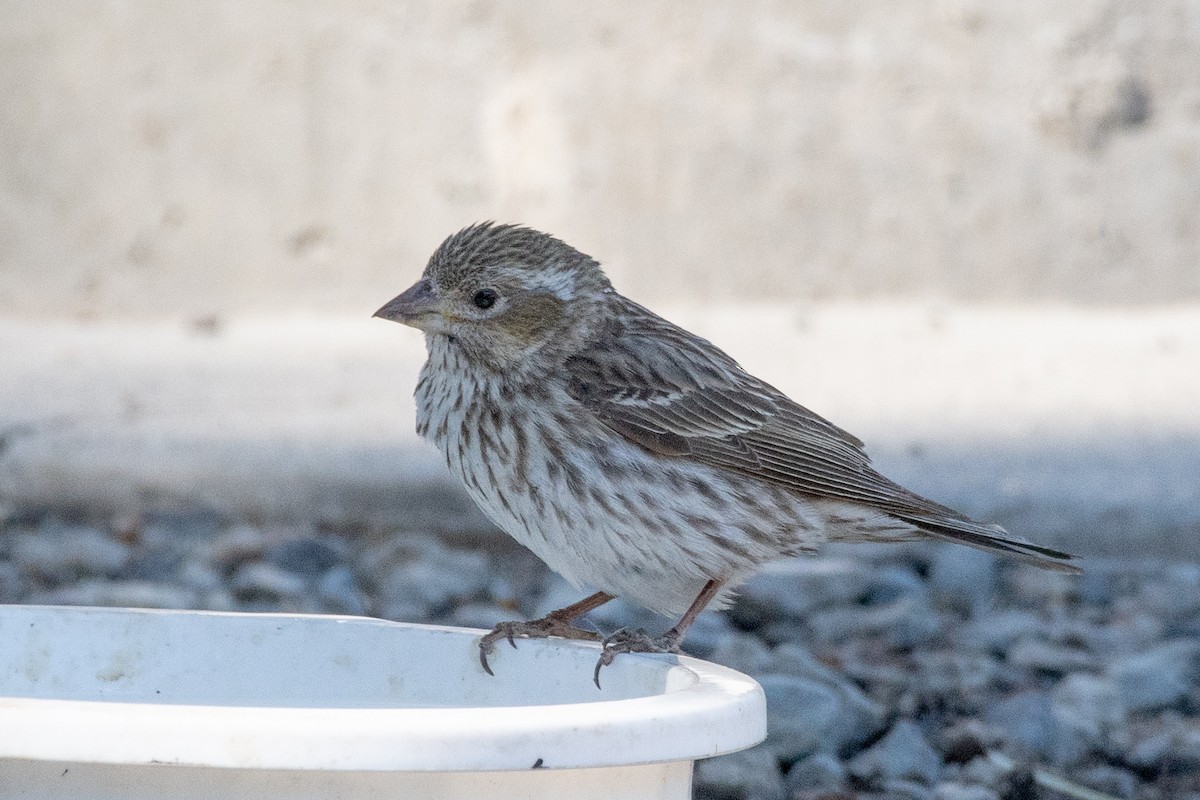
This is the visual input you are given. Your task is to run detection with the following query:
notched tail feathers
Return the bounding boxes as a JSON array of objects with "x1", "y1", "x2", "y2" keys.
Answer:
[{"x1": 901, "y1": 514, "x2": 1082, "y2": 574}]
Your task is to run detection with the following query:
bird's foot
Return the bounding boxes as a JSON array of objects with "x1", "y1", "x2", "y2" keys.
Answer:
[
  {"x1": 478, "y1": 616, "x2": 601, "y2": 676},
  {"x1": 593, "y1": 628, "x2": 684, "y2": 688}
]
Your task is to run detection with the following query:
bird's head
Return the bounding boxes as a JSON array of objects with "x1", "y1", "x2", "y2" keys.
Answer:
[{"x1": 375, "y1": 223, "x2": 612, "y2": 372}]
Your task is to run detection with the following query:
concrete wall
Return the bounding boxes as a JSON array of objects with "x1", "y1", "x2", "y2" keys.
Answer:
[{"x1": 3, "y1": 1, "x2": 1199, "y2": 319}]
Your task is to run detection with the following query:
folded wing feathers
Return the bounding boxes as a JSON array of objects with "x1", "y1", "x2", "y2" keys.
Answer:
[{"x1": 566, "y1": 297, "x2": 1079, "y2": 573}]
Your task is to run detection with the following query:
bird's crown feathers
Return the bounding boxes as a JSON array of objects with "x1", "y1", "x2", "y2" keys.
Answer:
[{"x1": 426, "y1": 222, "x2": 610, "y2": 299}]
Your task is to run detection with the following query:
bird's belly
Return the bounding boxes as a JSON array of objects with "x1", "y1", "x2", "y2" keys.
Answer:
[{"x1": 434, "y1": 409, "x2": 827, "y2": 616}]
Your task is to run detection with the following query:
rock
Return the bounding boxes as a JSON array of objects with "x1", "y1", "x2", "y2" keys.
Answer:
[
  {"x1": 0, "y1": 561, "x2": 25, "y2": 601},
  {"x1": 1162, "y1": 722, "x2": 1200, "y2": 768},
  {"x1": 1075, "y1": 559, "x2": 1122, "y2": 607},
  {"x1": 676, "y1": 611, "x2": 733, "y2": 659},
  {"x1": 984, "y1": 691, "x2": 1054, "y2": 755},
  {"x1": 708, "y1": 632, "x2": 774, "y2": 676},
  {"x1": 201, "y1": 524, "x2": 267, "y2": 571},
  {"x1": 998, "y1": 768, "x2": 1038, "y2": 800},
  {"x1": 914, "y1": 650, "x2": 998, "y2": 699},
  {"x1": 934, "y1": 783, "x2": 999, "y2": 800},
  {"x1": 866, "y1": 564, "x2": 929, "y2": 605},
  {"x1": 378, "y1": 557, "x2": 464, "y2": 616},
  {"x1": 1140, "y1": 564, "x2": 1200, "y2": 622},
  {"x1": 877, "y1": 779, "x2": 935, "y2": 800},
  {"x1": 265, "y1": 537, "x2": 345, "y2": 577},
  {"x1": 420, "y1": 543, "x2": 493, "y2": 597},
  {"x1": 958, "y1": 609, "x2": 1045, "y2": 652},
  {"x1": 139, "y1": 509, "x2": 223, "y2": 540},
  {"x1": 1049, "y1": 673, "x2": 1128, "y2": 763},
  {"x1": 11, "y1": 527, "x2": 131, "y2": 580},
  {"x1": 757, "y1": 674, "x2": 842, "y2": 763},
  {"x1": 753, "y1": 652, "x2": 888, "y2": 767},
  {"x1": 316, "y1": 566, "x2": 367, "y2": 615},
  {"x1": 1128, "y1": 718, "x2": 1200, "y2": 772},
  {"x1": 123, "y1": 545, "x2": 185, "y2": 582},
  {"x1": 840, "y1": 653, "x2": 911, "y2": 707},
  {"x1": 1127, "y1": 728, "x2": 1173, "y2": 770},
  {"x1": 937, "y1": 725, "x2": 990, "y2": 766},
  {"x1": 230, "y1": 562, "x2": 308, "y2": 601},
  {"x1": 729, "y1": 557, "x2": 869, "y2": 630},
  {"x1": 1108, "y1": 639, "x2": 1200, "y2": 712},
  {"x1": 848, "y1": 720, "x2": 942, "y2": 786},
  {"x1": 1098, "y1": 608, "x2": 1167, "y2": 650},
  {"x1": 694, "y1": 744, "x2": 786, "y2": 800},
  {"x1": 1006, "y1": 636, "x2": 1097, "y2": 673},
  {"x1": 1047, "y1": 616, "x2": 1157, "y2": 659},
  {"x1": 763, "y1": 642, "x2": 841, "y2": 682},
  {"x1": 175, "y1": 560, "x2": 224, "y2": 591},
  {"x1": 32, "y1": 578, "x2": 194, "y2": 609},
  {"x1": 376, "y1": 541, "x2": 493, "y2": 616},
  {"x1": 928, "y1": 547, "x2": 997, "y2": 610},
  {"x1": 958, "y1": 753, "x2": 1009, "y2": 788},
  {"x1": 784, "y1": 752, "x2": 845, "y2": 793},
  {"x1": 354, "y1": 536, "x2": 421, "y2": 585},
  {"x1": 62, "y1": 527, "x2": 134, "y2": 574},
  {"x1": 198, "y1": 587, "x2": 237, "y2": 611},
  {"x1": 485, "y1": 570, "x2": 523, "y2": 607},
  {"x1": 808, "y1": 595, "x2": 941, "y2": 648},
  {"x1": 1076, "y1": 765, "x2": 1138, "y2": 799},
  {"x1": 380, "y1": 600, "x2": 431, "y2": 624},
  {"x1": 1004, "y1": 564, "x2": 1074, "y2": 605},
  {"x1": 764, "y1": 643, "x2": 887, "y2": 754},
  {"x1": 896, "y1": 660, "x2": 984, "y2": 717}
]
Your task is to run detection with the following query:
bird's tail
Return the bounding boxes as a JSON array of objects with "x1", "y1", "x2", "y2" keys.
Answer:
[{"x1": 900, "y1": 514, "x2": 1081, "y2": 574}]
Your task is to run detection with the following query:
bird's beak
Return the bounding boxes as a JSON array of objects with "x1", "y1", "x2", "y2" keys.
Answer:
[{"x1": 374, "y1": 278, "x2": 441, "y2": 330}]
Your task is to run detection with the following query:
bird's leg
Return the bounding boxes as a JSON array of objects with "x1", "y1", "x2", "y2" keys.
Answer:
[
  {"x1": 593, "y1": 578, "x2": 725, "y2": 687},
  {"x1": 479, "y1": 591, "x2": 615, "y2": 675}
]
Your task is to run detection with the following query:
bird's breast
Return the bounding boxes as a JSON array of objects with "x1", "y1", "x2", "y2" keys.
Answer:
[{"x1": 411, "y1": 340, "x2": 825, "y2": 615}]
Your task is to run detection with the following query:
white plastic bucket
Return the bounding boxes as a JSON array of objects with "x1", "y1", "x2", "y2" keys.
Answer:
[{"x1": 0, "y1": 605, "x2": 765, "y2": 799}]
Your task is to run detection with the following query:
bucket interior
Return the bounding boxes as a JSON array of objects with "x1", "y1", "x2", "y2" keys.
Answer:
[{"x1": 0, "y1": 606, "x2": 694, "y2": 709}]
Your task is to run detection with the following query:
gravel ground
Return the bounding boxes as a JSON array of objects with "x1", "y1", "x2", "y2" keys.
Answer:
[{"x1": 1, "y1": 509, "x2": 1197, "y2": 800}]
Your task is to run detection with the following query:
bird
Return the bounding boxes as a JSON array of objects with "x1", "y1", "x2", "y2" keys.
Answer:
[{"x1": 374, "y1": 222, "x2": 1079, "y2": 684}]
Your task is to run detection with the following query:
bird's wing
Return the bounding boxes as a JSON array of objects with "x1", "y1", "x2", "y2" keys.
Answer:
[
  {"x1": 566, "y1": 297, "x2": 935, "y2": 513},
  {"x1": 565, "y1": 296, "x2": 1079, "y2": 572}
]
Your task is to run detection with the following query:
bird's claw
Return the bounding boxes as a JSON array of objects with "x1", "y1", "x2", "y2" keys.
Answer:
[
  {"x1": 592, "y1": 628, "x2": 684, "y2": 688},
  {"x1": 478, "y1": 617, "x2": 602, "y2": 676},
  {"x1": 478, "y1": 635, "x2": 498, "y2": 676},
  {"x1": 478, "y1": 622, "x2": 524, "y2": 676}
]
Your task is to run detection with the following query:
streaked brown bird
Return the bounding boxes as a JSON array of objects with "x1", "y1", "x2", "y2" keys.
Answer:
[{"x1": 375, "y1": 223, "x2": 1079, "y2": 683}]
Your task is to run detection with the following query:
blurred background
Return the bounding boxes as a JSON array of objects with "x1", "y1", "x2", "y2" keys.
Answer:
[{"x1": 2, "y1": 1, "x2": 1197, "y2": 556}]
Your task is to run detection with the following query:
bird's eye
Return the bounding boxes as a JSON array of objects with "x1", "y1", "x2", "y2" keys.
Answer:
[{"x1": 472, "y1": 289, "x2": 498, "y2": 310}]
